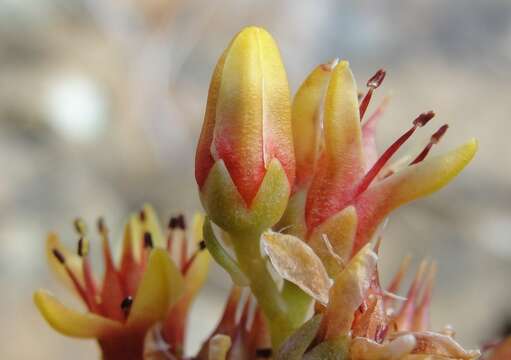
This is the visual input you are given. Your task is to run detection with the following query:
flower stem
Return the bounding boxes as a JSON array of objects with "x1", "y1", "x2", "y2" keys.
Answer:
[{"x1": 232, "y1": 231, "x2": 295, "y2": 348}]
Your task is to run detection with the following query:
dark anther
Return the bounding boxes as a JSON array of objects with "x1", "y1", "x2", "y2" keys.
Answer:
[
  {"x1": 168, "y1": 214, "x2": 186, "y2": 230},
  {"x1": 77, "y1": 237, "x2": 85, "y2": 257},
  {"x1": 255, "y1": 348, "x2": 272, "y2": 358},
  {"x1": 367, "y1": 69, "x2": 386, "y2": 89},
  {"x1": 52, "y1": 249, "x2": 66, "y2": 264},
  {"x1": 139, "y1": 209, "x2": 146, "y2": 222},
  {"x1": 199, "y1": 240, "x2": 206, "y2": 251},
  {"x1": 413, "y1": 111, "x2": 435, "y2": 127},
  {"x1": 143, "y1": 232, "x2": 153, "y2": 248},
  {"x1": 120, "y1": 296, "x2": 133, "y2": 315},
  {"x1": 97, "y1": 217, "x2": 107, "y2": 234}
]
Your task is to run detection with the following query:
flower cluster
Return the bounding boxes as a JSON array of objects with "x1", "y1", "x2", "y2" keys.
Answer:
[{"x1": 35, "y1": 26, "x2": 489, "y2": 360}]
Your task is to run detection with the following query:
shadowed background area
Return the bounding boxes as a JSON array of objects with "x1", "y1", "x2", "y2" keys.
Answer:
[{"x1": 1, "y1": 0, "x2": 510, "y2": 358}]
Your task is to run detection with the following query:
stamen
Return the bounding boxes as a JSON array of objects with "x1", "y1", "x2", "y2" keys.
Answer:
[
  {"x1": 409, "y1": 124, "x2": 448, "y2": 165},
  {"x1": 359, "y1": 69, "x2": 386, "y2": 120},
  {"x1": 97, "y1": 217, "x2": 115, "y2": 271},
  {"x1": 77, "y1": 237, "x2": 89, "y2": 257},
  {"x1": 52, "y1": 249, "x2": 65, "y2": 264},
  {"x1": 139, "y1": 209, "x2": 146, "y2": 223},
  {"x1": 168, "y1": 214, "x2": 186, "y2": 230},
  {"x1": 255, "y1": 348, "x2": 273, "y2": 358},
  {"x1": 355, "y1": 111, "x2": 435, "y2": 196},
  {"x1": 73, "y1": 218, "x2": 87, "y2": 237},
  {"x1": 120, "y1": 296, "x2": 133, "y2": 317},
  {"x1": 143, "y1": 232, "x2": 153, "y2": 249},
  {"x1": 181, "y1": 241, "x2": 207, "y2": 274},
  {"x1": 52, "y1": 248, "x2": 91, "y2": 310}
]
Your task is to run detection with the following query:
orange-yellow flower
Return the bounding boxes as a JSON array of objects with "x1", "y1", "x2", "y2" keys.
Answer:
[
  {"x1": 283, "y1": 60, "x2": 477, "y2": 271},
  {"x1": 34, "y1": 205, "x2": 209, "y2": 359}
]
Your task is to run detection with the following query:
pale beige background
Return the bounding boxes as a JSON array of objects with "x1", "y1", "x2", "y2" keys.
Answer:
[{"x1": 1, "y1": 0, "x2": 510, "y2": 358}]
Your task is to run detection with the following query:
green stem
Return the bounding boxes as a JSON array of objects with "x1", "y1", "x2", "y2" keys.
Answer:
[{"x1": 232, "y1": 231, "x2": 295, "y2": 348}]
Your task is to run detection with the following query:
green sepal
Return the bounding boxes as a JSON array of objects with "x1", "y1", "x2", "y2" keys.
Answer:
[
  {"x1": 303, "y1": 336, "x2": 350, "y2": 360},
  {"x1": 200, "y1": 158, "x2": 291, "y2": 233},
  {"x1": 275, "y1": 315, "x2": 323, "y2": 360},
  {"x1": 202, "y1": 217, "x2": 249, "y2": 286}
]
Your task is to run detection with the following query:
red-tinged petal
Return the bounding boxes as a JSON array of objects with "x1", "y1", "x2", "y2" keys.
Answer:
[
  {"x1": 292, "y1": 61, "x2": 336, "y2": 188},
  {"x1": 46, "y1": 233, "x2": 84, "y2": 294},
  {"x1": 195, "y1": 48, "x2": 228, "y2": 190},
  {"x1": 321, "y1": 244, "x2": 377, "y2": 340},
  {"x1": 211, "y1": 27, "x2": 294, "y2": 205},
  {"x1": 362, "y1": 96, "x2": 390, "y2": 170},
  {"x1": 351, "y1": 295, "x2": 388, "y2": 341},
  {"x1": 306, "y1": 61, "x2": 365, "y2": 232},
  {"x1": 354, "y1": 139, "x2": 478, "y2": 252},
  {"x1": 100, "y1": 266, "x2": 125, "y2": 322},
  {"x1": 34, "y1": 289, "x2": 122, "y2": 338},
  {"x1": 127, "y1": 249, "x2": 184, "y2": 331}
]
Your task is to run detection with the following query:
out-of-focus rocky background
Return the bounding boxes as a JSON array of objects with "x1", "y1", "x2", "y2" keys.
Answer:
[{"x1": 1, "y1": 0, "x2": 510, "y2": 358}]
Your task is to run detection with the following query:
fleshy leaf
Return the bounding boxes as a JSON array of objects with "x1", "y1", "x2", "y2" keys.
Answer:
[
  {"x1": 322, "y1": 244, "x2": 377, "y2": 340},
  {"x1": 354, "y1": 139, "x2": 478, "y2": 252},
  {"x1": 127, "y1": 249, "x2": 184, "y2": 330},
  {"x1": 262, "y1": 231, "x2": 331, "y2": 305},
  {"x1": 34, "y1": 290, "x2": 122, "y2": 338},
  {"x1": 275, "y1": 314, "x2": 323, "y2": 360},
  {"x1": 308, "y1": 206, "x2": 357, "y2": 276}
]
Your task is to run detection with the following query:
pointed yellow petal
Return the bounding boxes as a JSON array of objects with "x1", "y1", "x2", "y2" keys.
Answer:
[
  {"x1": 191, "y1": 213, "x2": 205, "y2": 244},
  {"x1": 34, "y1": 289, "x2": 122, "y2": 338},
  {"x1": 262, "y1": 231, "x2": 330, "y2": 305},
  {"x1": 46, "y1": 233, "x2": 84, "y2": 293},
  {"x1": 183, "y1": 247, "x2": 210, "y2": 300},
  {"x1": 308, "y1": 206, "x2": 358, "y2": 276},
  {"x1": 322, "y1": 244, "x2": 377, "y2": 340},
  {"x1": 305, "y1": 61, "x2": 365, "y2": 231},
  {"x1": 292, "y1": 61, "x2": 335, "y2": 187},
  {"x1": 354, "y1": 139, "x2": 478, "y2": 250},
  {"x1": 127, "y1": 249, "x2": 184, "y2": 330}
]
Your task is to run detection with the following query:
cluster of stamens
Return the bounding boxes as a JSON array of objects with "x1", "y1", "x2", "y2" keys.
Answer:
[
  {"x1": 355, "y1": 69, "x2": 450, "y2": 196},
  {"x1": 51, "y1": 209, "x2": 205, "y2": 321}
]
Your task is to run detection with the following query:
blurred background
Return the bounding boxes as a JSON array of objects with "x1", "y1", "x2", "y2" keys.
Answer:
[{"x1": 1, "y1": 0, "x2": 511, "y2": 358}]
